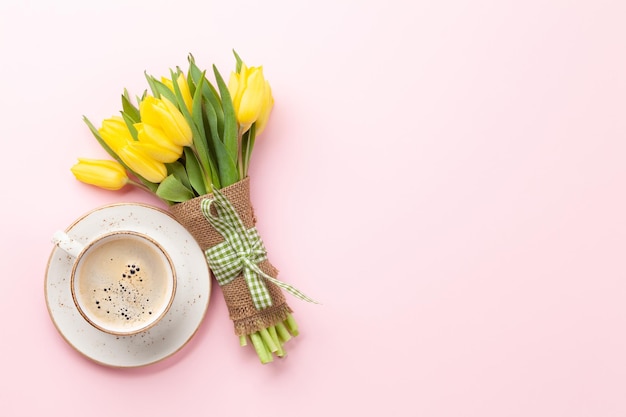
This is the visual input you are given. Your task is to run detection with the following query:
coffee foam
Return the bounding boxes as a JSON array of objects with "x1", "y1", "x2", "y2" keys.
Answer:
[{"x1": 72, "y1": 233, "x2": 175, "y2": 334}]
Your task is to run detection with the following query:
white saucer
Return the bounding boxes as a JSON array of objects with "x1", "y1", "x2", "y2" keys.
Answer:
[{"x1": 45, "y1": 203, "x2": 211, "y2": 367}]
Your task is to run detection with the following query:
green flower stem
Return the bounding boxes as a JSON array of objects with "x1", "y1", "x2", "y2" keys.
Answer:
[
  {"x1": 268, "y1": 326, "x2": 285, "y2": 357},
  {"x1": 250, "y1": 331, "x2": 272, "y2": 364},
  {"x1": 237, "y1": 145, "x2": 244, "y2": 180},
  {"x1": 268, "y1": 325, "x2": 279, "y2": 346},
  {"x1": 244, "y1": 316, "x2": 301, "y2": 363},
  {"x1": 128, "y1": 179, "x2": 157, "y2": 195},
  {"x1": 259, "y1": 327, "x2": 278, "y2": 353},
  {"x1": 285, "y1": 313, "x2": 299, "y2": 337},
  {"x1": 275, "y1": 322, "x2": 292, "y2": 343},
  {"x1": 261, "y1": 334, "x2": 275, "y2": 357},
  {"x1": 236, "y1": 126, "x2": 245, "y2": 180},
  {"x1": 242, "y1": 123, "x2": 256, "y2": 178},
  {"x1": 239, "y1": 335, "x2": 248, "y2": 347}
]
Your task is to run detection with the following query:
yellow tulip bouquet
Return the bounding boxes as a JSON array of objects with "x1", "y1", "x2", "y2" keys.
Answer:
[{"x1": 71, "y1": 52, "x2": 315, "y2": 364}]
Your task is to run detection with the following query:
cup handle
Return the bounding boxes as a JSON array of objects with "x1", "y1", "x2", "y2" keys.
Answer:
[{"x1": 52, "y1": 230, "x2": 84, "y2": 258}]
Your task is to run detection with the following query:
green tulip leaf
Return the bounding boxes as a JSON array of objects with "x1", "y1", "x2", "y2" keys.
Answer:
[
  {"x1": 190, "y1": 78, "x2": 220, "y2": 189},
  {"x1": 144, "y1": 72, "x2": 160, "y2": 98},
  {"x1": 156, "y1": 174, "x2": 195, "y2": 203},
  {"x1": 144, "y1": 73, "x2": 177, "y2": 104},
  {"x1": 167, "y1": 161, "x2": 191, "y2": 190},
  {"x1": 201, "y1": 98, "x2": 225, "y2": 188},
  {"x1": 188, "y1": 55, "x2": 204, "y2": 89},
  {"x1": 155, "y1": 79, "x2": 178, "y2": 105},
  {"x1": 183, "y1": 147, "x2": 207, "y2": 195},
  {"x1": 205, "y1": 82, "x2": 225, "y2": 138},
  {"x1": 121, "y1": 89, "x2": 140, "y2": 122},
  {"x1": 139, "y1": 90, "x2": 147, "y2": 102},
  {"x1": 233, "y1": 49, "x2": 243, "y2": 73},
  {"x1": 190, "y1": 72, "x2": 207, "y2": 144},
  {"x1": 170, "y1": 69, "x2": 214, "y2": 189},
  {"x1": 213, "y1": 65, "x2": 238, "y2": 164},
  {"x1": 188, "y1": 62, "x2": 226, "y2": 188},
  {"x1": 213, "y1": 133, "x2": 239, "y2": 188},
  {"x1": 189, "y1": 58, "x2": 224, "y2": 137},
  {"x1": 83, "y1": 116, "x2": 116, "y2": 158},
  {"x1": 187, "y1": 53, "x2": 197, "y2": 67},
  {"x1": 202, "y1": 97, "x2": 223, "y2": 153},
  {"x1": 187, "y1": 57, "x2": 204, "y2": 91},
  {"x1": 186, "y1": 66, "x2": 197, "y2": 98},
  {"x1": 121, "y1": 112, "x2": 139, "y2": 141}
]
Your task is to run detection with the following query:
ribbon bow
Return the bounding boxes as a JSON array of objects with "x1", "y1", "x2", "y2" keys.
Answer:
[{"x1": 201, "y1": 187, "x2": 316, "y2": 310}]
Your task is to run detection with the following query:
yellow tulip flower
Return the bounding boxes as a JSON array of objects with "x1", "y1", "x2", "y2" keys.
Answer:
[
  {"x1": 135, "y1": 123, "x2": 184, "y2": 163},
  {"x1": 98, "y1": 116, "x2": 133, "y2": 153},
  {"x1": 162, "y1": 73, "x2": 193, "y2": 114},
  {"x1": 70, "y1": 158, "x2": 128, "y2": 191},
  {"x1": 228, "y1": 64, "x2": 272, "y2": 133},
  {"x1": 116, "y1": 145, "x2": 167, "y2": 183},
  {"x1": 254, "y1": 80, "x2": 274, "y2": 136},
  {"x1": 139, "y1": 96, "x2": 193, "y2": 147}
]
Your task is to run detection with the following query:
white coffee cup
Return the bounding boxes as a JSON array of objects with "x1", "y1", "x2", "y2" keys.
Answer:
[{"x1": 52, "y1": 230, "x2": 176, "y2": 336}]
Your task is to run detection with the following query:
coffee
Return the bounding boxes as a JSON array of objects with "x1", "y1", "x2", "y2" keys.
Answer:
[{"x1": 71, "y1": 232, "x2": 175, "y2": 335}]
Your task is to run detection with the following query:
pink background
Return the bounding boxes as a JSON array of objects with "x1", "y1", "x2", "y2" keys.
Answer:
[{"x1": 1, "y1": 0, "x2": 625, "y2": 415}]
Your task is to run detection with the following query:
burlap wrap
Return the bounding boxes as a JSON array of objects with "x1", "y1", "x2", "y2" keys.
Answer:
[{"x1": 169, "y1": 177, "x2": 292, "y2": 336}]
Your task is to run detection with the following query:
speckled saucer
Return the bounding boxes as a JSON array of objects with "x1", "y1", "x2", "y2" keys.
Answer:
[{"x1": 45, "y1": 203, "x2": 211, "y2": 367}]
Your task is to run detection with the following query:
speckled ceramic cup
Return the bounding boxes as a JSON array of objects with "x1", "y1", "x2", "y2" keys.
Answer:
[{"x1": 54, "y1": 231, "x2": 176, "y2": 336}]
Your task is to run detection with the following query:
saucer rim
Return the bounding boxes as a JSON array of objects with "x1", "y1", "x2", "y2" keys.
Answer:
[{"x1": 45, "y1": 202, "x2": 211, "y2": 368}]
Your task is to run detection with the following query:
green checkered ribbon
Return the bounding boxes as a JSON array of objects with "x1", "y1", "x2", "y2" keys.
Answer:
[{"x1": 201, "y1": 187, "x2": 316, "y2": 310}]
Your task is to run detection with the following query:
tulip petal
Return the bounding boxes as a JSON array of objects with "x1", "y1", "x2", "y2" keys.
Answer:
[
  {"x1": 162, "y1": 98, "x2": 193, "y2": 146},
  {"x1": 117, "y1": 146, "x2": 167, "y2": 183},
  {"x1": 71, "y1": 158, "x2": 128, "y2": 191},
  {"x1": 228, "y1": 71, "x2": 241, "y2": 110},
  {"x1": 162, "y1": 74, "x2": 193, "y2": 114},
  {"x1": 131, "y1": 142, "x2": 182, "y2": 163},
  {"x1": 136, "y1": 123, "x2": 184, "y2": 162},
  {"x1": 254, "y1": 80, "x2": 274, "y2": 136},
  {"x1": 227, "y1": 65, "x2": 268, "y2": 132},
  {"x1": 161, "y1": 77, "x2": 174, "y2": 91},
  {"x1": 237, "y1": 86, "x2": 264, "y2": 126},
  {"x1": 138, "y1": 96, "x2": 193, "y2": 147},
  {"x1": 139, "y1": 96, "x2": 162, "y2": 127},
  {"x1": 176, "y1": 73, "x2": 193, "y2": 114},
  {"x1": 98, "y1": 116, "x2": 134, "y2": 153}
]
